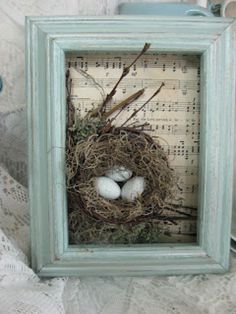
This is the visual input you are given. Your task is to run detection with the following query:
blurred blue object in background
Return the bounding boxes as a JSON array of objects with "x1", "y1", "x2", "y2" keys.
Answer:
[{"x1": 118, "y1": 2, "x2": 213, "y2": 17}]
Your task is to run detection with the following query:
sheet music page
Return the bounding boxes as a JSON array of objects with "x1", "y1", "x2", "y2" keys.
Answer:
[{"x1": 66, "y1": 52, "x2": 200, "y2": 243}]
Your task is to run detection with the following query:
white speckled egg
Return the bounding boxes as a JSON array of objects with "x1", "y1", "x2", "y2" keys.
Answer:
[
  {"x1": 95, "y1": 176, "x2": 121, "y2": 200},
  {"x1": 121, "y1": 176, "x2": 145, "y2": 202},
  {"x1": 105, "y1": 166, "x2": 132, "y2": 182}
]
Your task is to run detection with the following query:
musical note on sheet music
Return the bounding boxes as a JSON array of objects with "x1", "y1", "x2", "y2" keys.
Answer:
[{"x1": 66, "y1": 52, "x2": 201, "y2": 242}]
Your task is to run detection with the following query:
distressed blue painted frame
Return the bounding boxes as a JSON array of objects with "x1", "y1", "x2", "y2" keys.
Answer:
[{"x1": 26, "y1": 16, "x2": 236, "y2": 276}]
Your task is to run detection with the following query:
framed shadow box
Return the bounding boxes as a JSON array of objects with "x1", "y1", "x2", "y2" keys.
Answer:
[{"x1": 26, "y1": 16, "x2": 236, "y2": 276}]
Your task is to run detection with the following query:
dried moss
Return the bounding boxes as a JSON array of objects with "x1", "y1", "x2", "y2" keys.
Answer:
[{"x1": 69, "y1": 210, "x2": 161, "y2": 245}]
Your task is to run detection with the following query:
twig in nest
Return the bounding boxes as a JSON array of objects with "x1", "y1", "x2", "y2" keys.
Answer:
[
  {"x1": 99, "y1": 89, "x2": 145, "y2": 134},
  {"x1": 77, "y1": 68, "x2": 105, "y2": 101},
  {"x1": 99, "y1": 43, "x2": 151, "y2": 115},
  {"x1": 121, "y1": 82, "x2": 165, "y2": 127},
  {"x1": 103, "y1": 88, "x2": 145, "y2": 119},
  {"x1": 126, "y1": 122, "x2": 150, "y2": 130},
  {"x1": 66, "y1": 69, "x2": 75, "y2": 128}
]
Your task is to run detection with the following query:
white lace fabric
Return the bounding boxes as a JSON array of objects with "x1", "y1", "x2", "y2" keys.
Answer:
[{"x1": 1, "y1": 1, "x2": 236, "y2": 313}]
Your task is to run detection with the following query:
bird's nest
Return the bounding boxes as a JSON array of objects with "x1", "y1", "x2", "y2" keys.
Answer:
[{"x1": 66, "y1": 127, "x2": 175, "y2": 226}]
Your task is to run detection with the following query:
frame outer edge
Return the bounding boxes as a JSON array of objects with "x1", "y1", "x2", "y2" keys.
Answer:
[
  {"x1": 27, "y1": 16, "x2": 236, "y2": 276},
  {"x1": 221, "y1": 21, "x2": 236, "y2": 269}
]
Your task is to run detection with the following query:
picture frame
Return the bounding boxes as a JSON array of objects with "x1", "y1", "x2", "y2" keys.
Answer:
[{"x1": 26, "y1": 16, "x2": 236, "y2": 276}]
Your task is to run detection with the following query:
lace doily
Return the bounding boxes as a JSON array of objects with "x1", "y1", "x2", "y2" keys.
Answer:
[{"x1": 1, "y1": 1, "x2": 236, "y2": 313}]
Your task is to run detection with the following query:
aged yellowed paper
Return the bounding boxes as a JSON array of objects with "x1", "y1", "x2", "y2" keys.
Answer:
[{"x1": 66, "y1": 52, "x2": 200, "y2": 242}]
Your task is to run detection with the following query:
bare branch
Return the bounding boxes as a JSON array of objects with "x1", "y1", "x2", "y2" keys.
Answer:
[
  {"x1": 121, "y1": 82, "x2": 165, "y2": 127},
  {"x1": 99, "y1": 43, "x2": 151, "y2": 115},
  {"x1": 104, "y1": 88, "x2": 145, "y2": 119}
]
